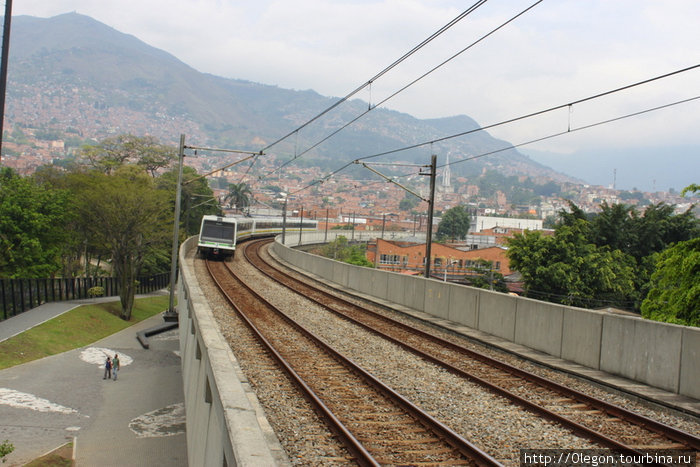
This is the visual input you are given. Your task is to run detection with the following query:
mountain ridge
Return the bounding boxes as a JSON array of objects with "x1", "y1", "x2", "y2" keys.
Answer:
[{"x1": 6, "y1": 12, "x2": 578, "y2": 185}]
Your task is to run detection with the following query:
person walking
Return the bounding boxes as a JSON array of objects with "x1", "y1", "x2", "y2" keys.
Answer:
[
  {"x1": 112, "y1": 354, "x2": 120, "y2": 381},
  {"x1": 103, "y1": 356, "x2": 112, "y2": 380}
]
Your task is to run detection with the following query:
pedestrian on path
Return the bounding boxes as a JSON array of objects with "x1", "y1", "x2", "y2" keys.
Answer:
[
  {"x1": 103, "y1": 356, "x2": 112, "y2": 380},
  {"x1": 112, "y1": 354, "x2": 120, "y2": 381}
]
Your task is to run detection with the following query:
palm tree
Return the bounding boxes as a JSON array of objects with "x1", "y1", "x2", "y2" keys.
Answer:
[{"x1": 224, "y1": 182, "x2": 252, "y2": 213}]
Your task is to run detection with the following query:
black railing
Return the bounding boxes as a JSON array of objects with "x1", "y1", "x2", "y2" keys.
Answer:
[{"x1": 0, "y1": 273, "x2": 170, "y2": 321}]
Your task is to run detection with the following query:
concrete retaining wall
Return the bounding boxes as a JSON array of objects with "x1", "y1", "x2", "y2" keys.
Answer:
[
  {"x1": 178, "y1": 236, "x2": 284, "y2": 467},
  {"x1": 271, "y1": 234, "x2": 700, "y2": 400}
]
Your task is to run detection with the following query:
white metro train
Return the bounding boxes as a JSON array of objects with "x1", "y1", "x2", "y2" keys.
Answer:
[{"x1": 197, "y1": 215, "x2": 318, "y2": 259}]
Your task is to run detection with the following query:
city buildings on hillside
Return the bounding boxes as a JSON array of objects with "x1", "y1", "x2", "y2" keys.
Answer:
[
  {"x1": 3, "y1": 124, "x2": 697, "y2": 226},
  {"x1": 470, "y1": 216, "x2": 543, "y2": 233},
  {"x1": 366, "y1": 238, "x2": 513, "y2": 280}
]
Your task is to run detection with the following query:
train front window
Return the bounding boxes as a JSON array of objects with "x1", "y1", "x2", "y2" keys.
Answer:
[{"x1": 201, "y1": 222, "x2": 235, "y2": 241}]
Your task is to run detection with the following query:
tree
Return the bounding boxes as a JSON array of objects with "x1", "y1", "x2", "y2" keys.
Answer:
[
  {"x1": 436, "y1": 205, "x2": 470, "y2": 242},
  {"x1": 0, "y1": 439, "x2": 14, "y2": 462},
  {"x1": 630, "y1": 203, "x2": 699, "y2": 261},
  {"x1": 589, "y1": 201, "x2": 636, "y2": 253},
  {"x1": 157, "y1": 166, "x2": 219, "y2": 237},
  {"x1": 318, "y1": 236, "x2": 374, "y2": 267},
  {"x1": 641, "y1": 237, "x2": 699, "y2": 327},
  {"x1": 557, "y1": 200, "x2": 589, "y2": 228},
  {"x1": 80, "y1": 134, "x2": 175, "y2": 176},
  {"x1": 399, "y1": 195, "x2": 419, "y2": 212},
  {"x1": 506, "y1": 220, "x2": 636, "y2": 309},
  {"x1": 464, "y1": 259, "x2": 508, "y2": 292},
  {"x1": 74, "y1": 166, "x2": 170, "y2": 320},
  {"x1": 34, "y1": 166, "x2": 118, "y2": 278},
  {"x1": 224, "y1": 182, "x2": 252, "y2": 213},
  {"x1": 681, "y1": 183, "x2": 699, "y2": 197},
  {"x1": 0, "y1": 168, "x2": 74, "y2": 278}
]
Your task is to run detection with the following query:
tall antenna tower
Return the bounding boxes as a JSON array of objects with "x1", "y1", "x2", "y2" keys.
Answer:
[{"x1": 612, "y1": 168, "x2": 616, "y2": 190}]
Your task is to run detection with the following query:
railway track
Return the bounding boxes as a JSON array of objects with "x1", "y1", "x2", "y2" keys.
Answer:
[
  {"x1": 242, "y1": 238, "x2": 700, "y2": 458},
  {"x1": 205, "y1": 257, "x2": 501, "y2": 466}
]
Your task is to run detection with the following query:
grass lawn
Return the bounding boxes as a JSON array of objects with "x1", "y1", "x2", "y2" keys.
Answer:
[{"x1": 0, "y1": 295, "x2": 171, "y2": 370}]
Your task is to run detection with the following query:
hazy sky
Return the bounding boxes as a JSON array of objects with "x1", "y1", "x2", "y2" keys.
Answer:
[{"x1": 11, "y1": 0, "x2": 700, "y2": 190}]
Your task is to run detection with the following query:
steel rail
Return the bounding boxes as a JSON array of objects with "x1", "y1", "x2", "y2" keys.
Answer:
[
  {"x1": 232, "y1": 249, "x2": 501, "y2": 466},
  {"x1": 251, "y1": 238, "x2": 700, "y2": 455},
  {"x1": 205, "y1": 259, "x2": 379, "y2": 467},
  {"x1": 208, "y1": 255, "x2": 501, "y2": 466}
]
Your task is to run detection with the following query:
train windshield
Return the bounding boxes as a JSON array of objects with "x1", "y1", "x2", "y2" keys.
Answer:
[{"x1": 201, "y1": 221, "x2": 235, "y2": 241}]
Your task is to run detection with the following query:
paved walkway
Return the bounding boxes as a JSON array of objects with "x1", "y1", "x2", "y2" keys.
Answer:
[{"x1": 0, "y1": 293, "x2": 188, "y2": 466}]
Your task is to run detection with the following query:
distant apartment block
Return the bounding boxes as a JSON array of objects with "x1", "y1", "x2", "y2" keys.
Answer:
[{"x1": 470, "y1": 215, "x2": 543, "y2": 233}]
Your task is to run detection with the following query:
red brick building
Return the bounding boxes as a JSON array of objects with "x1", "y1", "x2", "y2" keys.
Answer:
[{"x1": 367, "y1": 238, "x2": 513, "y2": 277}]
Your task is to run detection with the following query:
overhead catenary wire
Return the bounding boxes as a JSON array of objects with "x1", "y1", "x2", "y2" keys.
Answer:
[
  {"x1": 261, "y1": 0, "x2": 543, "y2": 180},
  {"x1": 287, "y1": 92, "x2": 700, "y2": 196},
  {"x1": 285, "y1": 65, "x2": 700, "y2": 195},
  {"x1": 352, "y1": 64, "x2": 700, "y2": 163},
  {"x1": 341, "y1": 93, "x2": 700, "y2": 190},
  {"x1": 438, "y1": 94, "x2": 700, "y2": 170},
  {"x1": 260, "y1": 0, "x2": 490, "y2": 155}
]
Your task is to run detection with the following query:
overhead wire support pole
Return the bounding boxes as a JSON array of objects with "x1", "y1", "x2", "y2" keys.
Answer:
[
  {"x1": 423, "y1": 155, "x2": 437, "y2": 279},
  {"x1": 0, "y1": 0, "x2": 12, "y2": 165},
  {"x1": 183, "y1": 145, "x2": 264, "y2": 155},
  {"x1": 164, "y1": 133, "x2": 186, "y2": 322},
  {"x1": 354, "y1": 156, "x2": 437, "y2": 278}
]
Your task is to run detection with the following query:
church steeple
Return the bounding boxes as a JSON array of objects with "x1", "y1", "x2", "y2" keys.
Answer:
[{"x1": 442, "y1": 152, "x2": 452, "y2": 188}]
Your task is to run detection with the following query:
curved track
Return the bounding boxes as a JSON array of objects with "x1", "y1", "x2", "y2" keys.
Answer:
[
  {"x1": 246, "y1": 238, "x2": 700, "y2": 457},
  {"x1": 206, "y1": 255, "x2": 501, "y2": 466}
]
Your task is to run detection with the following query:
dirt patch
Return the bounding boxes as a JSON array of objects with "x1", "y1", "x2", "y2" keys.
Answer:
[{"x1": 23, "y1": 442, "x2": 73, "y2": 467}]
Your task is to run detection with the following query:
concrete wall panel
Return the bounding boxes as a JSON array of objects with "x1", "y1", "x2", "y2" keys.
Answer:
[
  {"x1": 476, "y1": 291, "x2": 517, "y2": 341},
  {"x1": 680, "y1": 327, "x2": 700, "y2": 399},
  {"x1": 369, "y1": 268, "x2": 389, "y2": 299},
  {"x1": 600, "y1": 315, "x2": 683, "y2": 393},
  {"x1": 331, "y1": 261, "x2": 350, "y2": 288},
  {"x1": 514, "y1": 299, "x2": 564, "y2": 357},
  {"x1": 629, "y1": 319, "x2": 683, "y2": 393},
  {"x1": 315, "y1": 254, "x2": 334, "y2": 280},
  {"x1": 346, "y1": 264, "x2": 367, "y2": 294},
  {"x1": 386, "y1": 273, "x2": 408, "y2": 307},
  {"x1": 560, "y1": 307, "x2": 604, "y2": 369},
  {"x1": 423, "y1": 280, "x2": 451, "y2": 320},
  {"x1": 447, "y1": 285, "x2": 479, "y2": 328},
  {"x1": 203, "y1": 382, "x2": 225, "y2": 467},
  {"x1": 600, "y1": 314, "x2": 638, "y2": 380},
  {"x1": 387, "y1": 273, "x2": 425, "y2": 310}
]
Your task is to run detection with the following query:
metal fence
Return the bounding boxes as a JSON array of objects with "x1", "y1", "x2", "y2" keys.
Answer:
[{"x1": 0, "y1": 273, "x2": 170, "y2": 321}]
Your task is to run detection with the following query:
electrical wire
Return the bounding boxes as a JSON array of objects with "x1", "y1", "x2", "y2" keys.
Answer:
[
  {"x1": 438, "y1": 94, "x2": 700, "y2": 170},
  {"x1": 352, "y1": 64, "x2": 700, "y2": 163},
  {"x1": 522, "y1": 287, "x2": 637, "y2": 309},
  {"x1": 261, "y1": 0, "x2": 543, "y2": 180},
  {"x1": 260, "y1": 0, "x2": 490, "y2": 155},
  {"x1": 288, "y1": 92, "x2": 700, "y2": 196}
]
